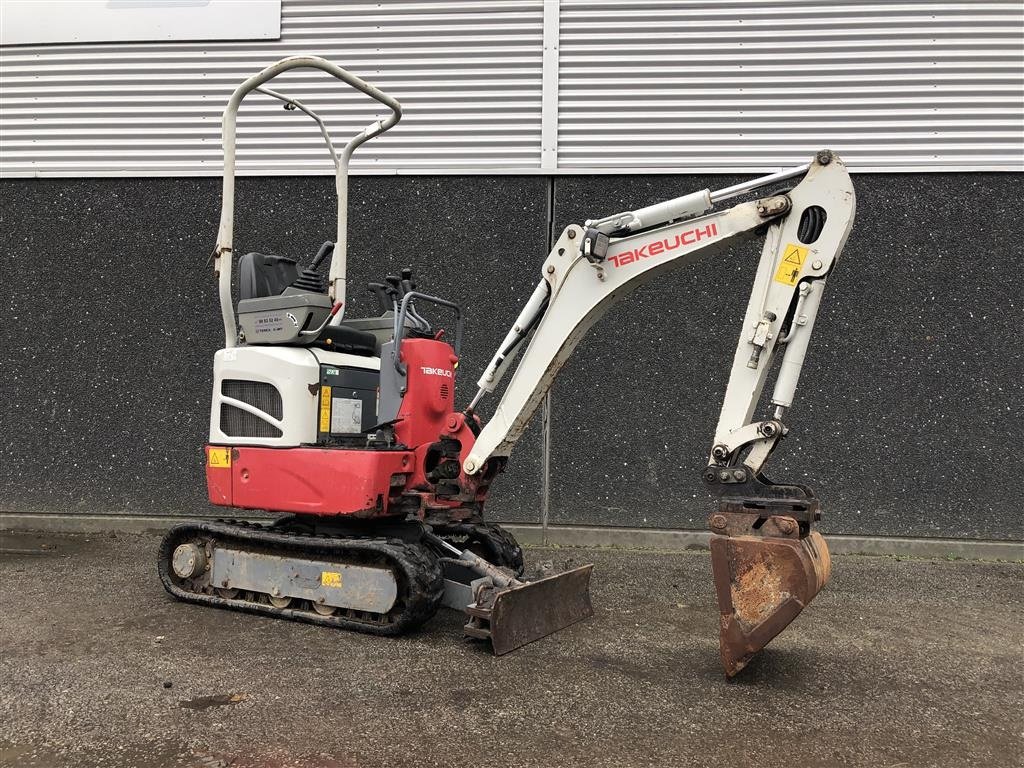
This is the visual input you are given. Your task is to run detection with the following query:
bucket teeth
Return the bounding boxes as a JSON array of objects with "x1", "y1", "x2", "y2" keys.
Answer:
[
  {"x1": 464, "y1": 564, "x2": 594, "y2": 655},
  {"x1": 711, "y1": 527, "x2": 831, "y2": 676}
]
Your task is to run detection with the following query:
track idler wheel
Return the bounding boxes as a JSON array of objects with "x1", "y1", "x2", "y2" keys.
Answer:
[{"x1": 709, "y1": 513, "x2": 831, "y2": 676}]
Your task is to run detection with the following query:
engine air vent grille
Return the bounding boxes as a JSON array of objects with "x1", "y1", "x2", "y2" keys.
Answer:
[
  {"x1": 222, "y1": 379, "x2": 283, "y2": 419},
  {"x1": 440, "y1": 383, "x2": 450, "y2": 401},
  {"x1": 220, "y1": 405, "x2": 283, "y2": 438},
  {"x1": 220, "y1": 379, "x2": 284, "y2": 438}
]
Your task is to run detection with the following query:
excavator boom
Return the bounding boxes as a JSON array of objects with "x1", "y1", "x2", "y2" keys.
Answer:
[{"x1": 463, "y1": 151, "x2": 855, "y2": 674}]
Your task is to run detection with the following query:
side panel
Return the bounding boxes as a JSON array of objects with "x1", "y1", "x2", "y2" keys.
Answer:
[
  {"x1": 211, "y1": 446, "x2": 413, "y2": 517},
  {"x1": 209, "y1": 346, "x2": 379, "y2": 448},
  {"x1": 394, "y1": 339, "x2": 459, "y2": 448}
]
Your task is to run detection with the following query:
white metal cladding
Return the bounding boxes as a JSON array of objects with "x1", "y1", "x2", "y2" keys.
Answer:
[
  {"x1": 1, "y1": 0, "x2": 1022, "y2": 176},
  {"x1": 557, "y1": 0, "x2": 1024, "y2": 172},
  {"x1": 0, "y1": 0, "x2": 545, "y2": 176}
]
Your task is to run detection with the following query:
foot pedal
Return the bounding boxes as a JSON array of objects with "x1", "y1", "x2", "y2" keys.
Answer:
[{"x1": 464, "y1": 565, "x2": 594, "y2": 655}]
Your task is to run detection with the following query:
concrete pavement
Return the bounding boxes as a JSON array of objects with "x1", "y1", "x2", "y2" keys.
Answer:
[{"x1": 1, "y1": 530, "x2": 1021, "y2": 768}]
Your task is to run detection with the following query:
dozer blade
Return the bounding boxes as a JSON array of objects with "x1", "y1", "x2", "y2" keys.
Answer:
[
  {"x1": 464, "y1": 564, "x2": 594, "y2": 655},
  {"x1": 711, "y1": 527, "x2": 831, "y2": 676}
]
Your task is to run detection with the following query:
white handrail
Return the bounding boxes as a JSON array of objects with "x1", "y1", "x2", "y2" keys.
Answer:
[{"x1": 214, "y1": 55, "x2": 402, "y2": 346}]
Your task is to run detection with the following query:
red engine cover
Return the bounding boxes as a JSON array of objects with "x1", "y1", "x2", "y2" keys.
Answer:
[
  {"x1": 394, "y1": 338, "x2": 459, "y2": 448},
  {"x1": 205, "y1": 445, "x2": 414, "y2": 517}
]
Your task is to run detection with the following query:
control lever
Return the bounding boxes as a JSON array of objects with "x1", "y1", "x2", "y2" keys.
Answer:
[
  {"x1": 299, "y1": 301, "x2": 343, "y2": 338},
  {"x1": 384, "y1": 274, "x2": 402, "y2": 313},
  {"x1": 388, "y1": 272, "x2": 426, "y2": 332},
  {"x1": 367, "y1": 282, "x2": 391, "y2": 315},
  {"x1": 291, "y1": 241, "x2": 335, "y2": 294},
  {"x1": 310, "y1": 241, "x2": 334, "y2": 270},
  {"x1": 400, "y1": 267, "x2": 430, "y2": 332},
  {"x1": 383, "y1": 275, "x2": 403, "y2": 337}
]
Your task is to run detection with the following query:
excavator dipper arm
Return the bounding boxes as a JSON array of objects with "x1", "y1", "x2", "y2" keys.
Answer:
[{"x1": 464, "y1": 150, "x2": 856, "y2": 675}]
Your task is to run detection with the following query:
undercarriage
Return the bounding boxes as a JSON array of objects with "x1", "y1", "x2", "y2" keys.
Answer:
[{"x1": 159, "y1": 517, "x2": 528, "y2": 638}]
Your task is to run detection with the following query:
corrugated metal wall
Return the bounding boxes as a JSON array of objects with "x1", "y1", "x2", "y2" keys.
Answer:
[
  {"x1": 557, "y1": 0, "x2": 1024, "y2": 172},
  {"x1": 1, "y1": 0, "x2": 1021, "y2": 176},
  {"x1": 0, "y1": 0, "x2": 546, "y2": 176}
]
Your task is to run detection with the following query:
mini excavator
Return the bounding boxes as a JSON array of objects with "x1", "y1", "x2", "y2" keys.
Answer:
[{"x1": 159, "y1": 57, "x2": 853, "y2": 675}]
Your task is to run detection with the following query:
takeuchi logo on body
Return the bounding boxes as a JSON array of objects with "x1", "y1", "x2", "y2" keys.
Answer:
[
  {"x1": 607, "y1": 222, "x2": 718, "y2": 268},
  {"x1": 420, "y1": 366, "x2": 453, "y2": 378}
]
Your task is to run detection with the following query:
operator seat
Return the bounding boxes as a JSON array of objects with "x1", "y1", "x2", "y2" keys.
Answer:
[{"x1": 236, "y1": 251, "x2": 378, "y2": 356}]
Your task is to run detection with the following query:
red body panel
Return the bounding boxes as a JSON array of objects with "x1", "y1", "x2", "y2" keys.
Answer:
[
  {"x1": 394, "y1": 338, "x2": 459, "y2": 448},
  {"x1": 207, "y1": 446, "x2": 414, "y2": 517}
]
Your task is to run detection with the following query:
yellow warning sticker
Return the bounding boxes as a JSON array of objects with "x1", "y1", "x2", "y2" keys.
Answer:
[
  {"x1": 321, "y1": 571, "x2": 343, "y2": 588},
  {"x1": 207, "y1": 447, "x2": 232, "y2": 468},
  {"x1": 319, "y1": 384, "x2": 332, "y2": 433},
  {"x1": 774, "y1": 243, "x2": 809, "y2": 286}
]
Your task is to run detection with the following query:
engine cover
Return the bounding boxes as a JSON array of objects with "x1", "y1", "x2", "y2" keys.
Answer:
[{"x1": 209, "y1": 345, "x2": 379, "y2": 447}]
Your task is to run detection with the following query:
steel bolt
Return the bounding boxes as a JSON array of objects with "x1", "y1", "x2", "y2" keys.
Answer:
[
  {"x1": 816, "y1": 150, "x2": 833, "y2": 165},
  {"x1": 732, "y1": 469, "x2": 746, "y2": 481},
  {"x1": 567, "y1": 230, "x2": 576, "y2": 239},
  {"x1": 546, "y1": 265, "x2": 555, "y2": 274},
  {"x1": 719, "y1": 470, "x2": 730, "y2": 482},
  {"x1": 812, "y1": 259, "x2": 823, "y2": 270},
  {"x1": 711, "y1": 514, "x2": 727, "y2": 530}
]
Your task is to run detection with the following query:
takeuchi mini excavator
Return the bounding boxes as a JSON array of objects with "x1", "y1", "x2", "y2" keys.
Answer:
[{"x1": 159, "y1": 57, "x2": 854, "y2": 675}]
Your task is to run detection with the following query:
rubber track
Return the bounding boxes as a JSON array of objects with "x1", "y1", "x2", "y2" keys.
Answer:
[
  {"x1": 158, "y1": 520, "x2": 444, "y2": 636},
  {"x1": 432, "y1": 520, "x2": 525, "y2": 577}
]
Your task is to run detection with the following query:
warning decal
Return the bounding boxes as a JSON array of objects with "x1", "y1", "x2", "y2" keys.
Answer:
[
  {"x1": 774, "y1": 243, "x2": 808, "y2": 286},
  {"x1": 321, "y1": 571, "x2": 343, "y2": 588},
  {"x1": 319, "y1": 384, "x2": 332, "y2": 433},
  {"x1": 207, "y1": 447, "x2": 232, "y2": 468}
]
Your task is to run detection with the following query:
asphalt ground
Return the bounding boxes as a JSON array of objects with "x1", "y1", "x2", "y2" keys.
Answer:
[{"x1": 0, "y1": 530, "x2": 1021, "y2": 768}]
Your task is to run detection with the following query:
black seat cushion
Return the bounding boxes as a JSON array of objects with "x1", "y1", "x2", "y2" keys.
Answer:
[{"x1": 311, "y1": 323, "x2": 377, "y2": 356}]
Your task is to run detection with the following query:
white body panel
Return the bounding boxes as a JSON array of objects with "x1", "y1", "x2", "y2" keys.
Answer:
[{"x1": 209, "y1": 346, "x2": 378, "y2": 447}]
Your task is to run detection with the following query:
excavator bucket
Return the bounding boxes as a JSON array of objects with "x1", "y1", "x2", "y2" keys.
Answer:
[
  {"x1": 710, "y1": 525, "x2": 831, "y2": 676},
  {"x1": 463, "y1": 564, "x2": 594, "y2": 655}
]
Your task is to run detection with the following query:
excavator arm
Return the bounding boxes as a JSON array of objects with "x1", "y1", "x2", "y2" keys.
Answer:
[{"x1": 463, "y1": 150, "x2": 856, "y2": 675}]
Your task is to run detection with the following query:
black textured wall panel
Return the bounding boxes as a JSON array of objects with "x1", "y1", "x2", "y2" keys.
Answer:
[
  {"x1": 0, "y1": 176, "x2": 550, "y2": 523},
  {"x1": 547, "y1": 173, "x2": 1024, "y2": 540},
  {"x1": 2, "y1": 173, "x2": 1022, "y2": 540}
]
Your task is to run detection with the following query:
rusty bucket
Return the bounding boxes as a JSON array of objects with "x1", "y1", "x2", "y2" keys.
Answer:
[{"x1": 710, "y1": 518, "x2": 831, "y2": 676}]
